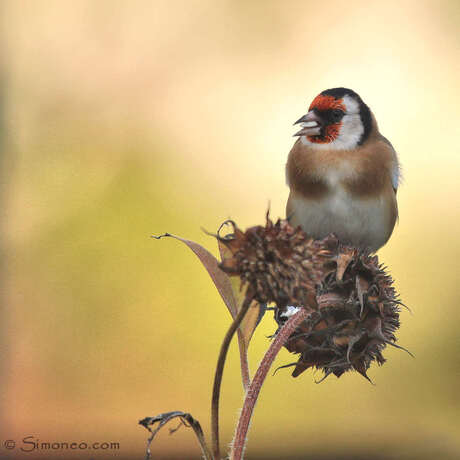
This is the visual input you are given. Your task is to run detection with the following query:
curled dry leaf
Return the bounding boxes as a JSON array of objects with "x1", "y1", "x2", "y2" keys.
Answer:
[{"x1": 139, "y1": 411, "x2": 212, "y2": 460}]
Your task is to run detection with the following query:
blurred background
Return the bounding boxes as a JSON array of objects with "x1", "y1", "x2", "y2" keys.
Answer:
[{"x1": 1, "y1": 1, "x2": 459, "y2": 459}]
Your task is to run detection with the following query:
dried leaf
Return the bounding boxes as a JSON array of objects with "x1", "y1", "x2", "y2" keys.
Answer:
[
  {"x1": 153, "y1": 232, "x2": 257, "y2": 389},
  {"x1": 242, "y1": 299, "x2": 264, "y2": 346},
  {"x1": 139, "y1": 411, "x2": 212, "y2": 460},
  {"x1": 153, "y1": 233, "x2": 236, "y2": 318},
  {"x1": 217, "y1": 237, "x2": 240, "y2": 318}
]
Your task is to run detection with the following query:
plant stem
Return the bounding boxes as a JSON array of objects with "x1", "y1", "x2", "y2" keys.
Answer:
[
  {"x1": 229, "y1": 308, "x2": 309, "y2": 460},
  {"x1": 211, "y1": 296, "x2": 253, "y2": 460}
]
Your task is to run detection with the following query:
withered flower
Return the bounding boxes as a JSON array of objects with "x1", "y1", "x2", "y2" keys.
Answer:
[
  {"x1": 146, "y1": 214, "x2": 412, "y2": 460},
  {"x1": 218, "y1": 215, "x2": 409, "y2": 382}
]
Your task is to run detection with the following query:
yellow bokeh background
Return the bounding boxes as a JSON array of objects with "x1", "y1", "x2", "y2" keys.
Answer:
[{"x1": 1, "y1": 1, "x2": 459, "y2": 459}]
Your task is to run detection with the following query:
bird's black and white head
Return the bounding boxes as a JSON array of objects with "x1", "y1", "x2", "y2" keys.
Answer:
[{"x1": 293, "y1": 87, "x2": 373, "y2": 150}]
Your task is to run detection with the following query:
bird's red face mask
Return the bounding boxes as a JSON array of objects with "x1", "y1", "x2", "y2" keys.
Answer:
[{"x1": 294, "y1": 94, "x2": 346, "y2": 143}]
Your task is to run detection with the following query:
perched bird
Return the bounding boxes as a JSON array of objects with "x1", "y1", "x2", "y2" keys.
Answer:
[{"x1": 286, "y1": 87, "x2": 400, "y2": 252}]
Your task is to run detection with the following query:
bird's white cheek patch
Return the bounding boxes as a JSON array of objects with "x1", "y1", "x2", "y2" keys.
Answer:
[
  {"x1": 334, "y1": 114, "x2": 364, "y2": 149},
  {"x1": 342, "y1": 95, "x2": 360, "y2": 113},
  {"x1": 336, "y1": 95, "x2": 364, "y2": 149}
]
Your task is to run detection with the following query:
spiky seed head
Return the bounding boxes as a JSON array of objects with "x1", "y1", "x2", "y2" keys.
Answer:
[
  {"x1": 218, "y1": 216, "x2": 406, "y2": 382},
  {"x1": 218, "y1": 216, "x2": 336, "y2": 307}
]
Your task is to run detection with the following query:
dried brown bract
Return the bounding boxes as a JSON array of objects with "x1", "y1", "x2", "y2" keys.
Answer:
[{"x1": 218, "y1": 215, "x2": 408, "y2": 382}]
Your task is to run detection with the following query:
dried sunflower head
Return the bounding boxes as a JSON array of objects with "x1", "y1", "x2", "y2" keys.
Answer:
[
  {"x1": 218, "y1": 216, "x2": 336, "y2": 307},
  {"x1": 218, "y1": 215, "x2": 409, "y2": 382}
]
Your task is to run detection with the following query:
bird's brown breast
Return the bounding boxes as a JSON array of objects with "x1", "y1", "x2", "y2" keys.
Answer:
[
  {"x1": 286, "y1": 136, "x2": 394, "y2": 200},
  {"x1": 285, "y1": 136, "x2": 399, "y2": 251}
]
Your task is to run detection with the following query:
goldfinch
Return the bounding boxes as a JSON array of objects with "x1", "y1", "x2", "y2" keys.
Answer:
[{"x1": 286, "y1": 87, "x2": 400, "y2": 252}]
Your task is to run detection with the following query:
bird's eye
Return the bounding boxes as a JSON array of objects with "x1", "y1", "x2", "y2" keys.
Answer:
[{"x1": 331, "y1": 109, "x2": 344, "y2": 121}]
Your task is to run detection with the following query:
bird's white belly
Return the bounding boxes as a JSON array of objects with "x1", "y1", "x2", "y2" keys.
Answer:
[{"x1": 290, "y1": 188, "x2": 391, "y2": 251}]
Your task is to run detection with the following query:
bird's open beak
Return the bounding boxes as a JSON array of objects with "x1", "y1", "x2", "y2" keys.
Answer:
[{"x1": 293, "y1": 111, "x2": 322, "y2": 137}]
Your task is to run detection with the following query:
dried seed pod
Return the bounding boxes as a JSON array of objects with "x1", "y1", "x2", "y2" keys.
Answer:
[
  {"x1": 218, "y1": 216, "x2": 337, "y2": 308},
  {"x1": 218, "y1": 215, "x2": 407, "y2": 382}
]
